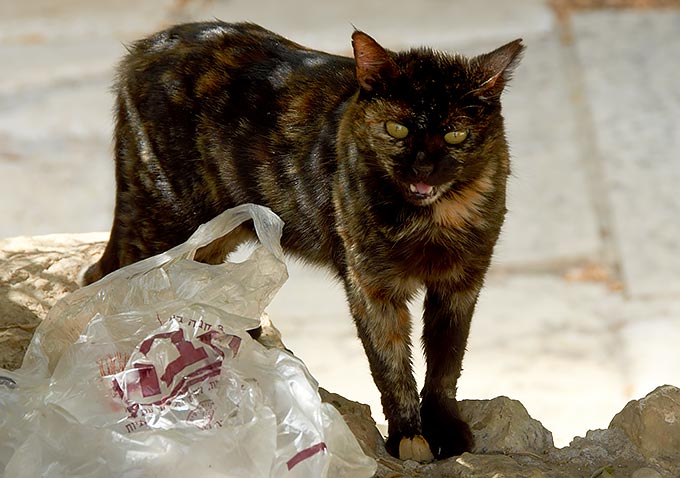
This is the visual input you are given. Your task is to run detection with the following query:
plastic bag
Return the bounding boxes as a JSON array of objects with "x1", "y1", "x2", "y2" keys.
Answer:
[{"x1": 0, "y1": 204, "x2": 376, "y2": 478}]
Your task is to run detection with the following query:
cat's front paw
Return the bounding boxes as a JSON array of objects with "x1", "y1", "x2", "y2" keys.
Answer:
[
  {"x1": 423, "y1": 416, "x2": 473, "y2": 459},
  {"x1": 421, "y1": 393, "x2": 474, "y2": 459},
  {"x1": 385, "y1": 434, "x2": 434, "y2": 463},
  {"x1": 398, "y1": 435, "x2": 434, "y2": 463}
]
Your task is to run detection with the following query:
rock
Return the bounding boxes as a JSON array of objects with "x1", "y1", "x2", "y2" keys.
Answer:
[
  {"x1": 0, "y1": 233, "x2": 106, "y2": 369},
  {"x1": 549, "y1": 428, "x2": 647, "y2": 477},
  {"x1": 440, "y1": 452, "x2": 573, "y2": 478},
  {"x1": 609, "y1": 385, "x2": 680, "y2": 468},
  {"x1": 459, "y1": 396, "x2": 554, "y2": 455},
  {"x1": 319, "y1": 388, "x2": 385, "y2": 459},
  {"x1": 2, "y1": 233, "x2": 680, "y2": 478},
  {"x1": 632, "y1": 468, "x2": 663, "y2": 478},
  {"x1": 321, "y1": 390, "x2": 672, "y2": 478}
]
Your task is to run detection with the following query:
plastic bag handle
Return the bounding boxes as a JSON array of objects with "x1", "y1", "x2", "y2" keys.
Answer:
[
  {"x1": 87, "y1": 204, "x2": 285, "y2": 285},
  {"x1": 177, "y1": 203, "x2": 285, "y2": 262}
]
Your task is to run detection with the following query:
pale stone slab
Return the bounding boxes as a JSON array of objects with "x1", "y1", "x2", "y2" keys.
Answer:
[
  {"x1": 0, "y1": 75, "x2": 115, "y2": 238},
  {"x1": 616, "y1": 299, "x2": 680, "y2": 399},
  {"x1": 572, "y1": 12, "x2": 680, "y2": 297},
  {"x1": 0, "y1": 41, "x2": 120, "y2": 95},
  {"x1": 0, "y1": 79, "x2": 114, "y2": 142},
  {"x1": 463, "y1": 274, "x2": 628, "y2": 447},
  {"x1": 179, "y1": 0, "x2": 554, "y2": 53},
  {"x1": 0, "y1": 139, "x2": 115, "y2": 238},
  {"x1": 0, "y1": 0, "x2": 176, "y2": 43},
  {"x1": 490, "y1": 32, "x2": 602, "y2": 268}
]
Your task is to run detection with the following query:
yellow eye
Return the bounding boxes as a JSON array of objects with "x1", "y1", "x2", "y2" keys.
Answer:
[
  {"x1": 385, "y1": 121, "x2": 409, "y2": 139},
  {"x1": 444, "y1": 130, "x2": 468, "y2": 145}
]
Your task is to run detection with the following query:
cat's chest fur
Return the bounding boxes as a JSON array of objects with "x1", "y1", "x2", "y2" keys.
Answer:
[{"x1": 333, "y1": 147, "x2": 505, "y2": 283}]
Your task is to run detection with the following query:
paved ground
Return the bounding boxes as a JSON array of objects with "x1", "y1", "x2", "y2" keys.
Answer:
[{"x1": 1, "y1": 0, "x2": 679, "y2": 447}]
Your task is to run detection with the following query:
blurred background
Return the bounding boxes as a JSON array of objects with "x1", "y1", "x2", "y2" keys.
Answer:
[{"x1": 1, "y1": 0, "x2": 679, "y2": 447}]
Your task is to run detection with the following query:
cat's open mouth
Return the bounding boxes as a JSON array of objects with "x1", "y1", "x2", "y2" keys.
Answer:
[{"x1": 407, "y1": 182, "x2": 438, "y2": 204}]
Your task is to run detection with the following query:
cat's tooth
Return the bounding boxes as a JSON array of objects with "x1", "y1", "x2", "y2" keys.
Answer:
[{"x1": 409, "y1": 184, "x2": 417, "y2": 193}]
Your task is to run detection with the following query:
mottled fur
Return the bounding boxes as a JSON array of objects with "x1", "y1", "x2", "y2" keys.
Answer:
[{"x1": 85, "y1": 21, "x2": 523, "y2": 461}]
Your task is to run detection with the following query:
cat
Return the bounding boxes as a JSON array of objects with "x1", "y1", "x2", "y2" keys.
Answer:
[{"x1": 84, "y1": 21, "x2": 524, "y2": 462}]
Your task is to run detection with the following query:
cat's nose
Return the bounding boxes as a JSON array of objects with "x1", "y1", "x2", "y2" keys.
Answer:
[
  {"x1": 412, "y1": 165, "x2": 433, "y2": 176},
  {"x1": 412, "y1": 152, "x2": 433, "y2": 176}
]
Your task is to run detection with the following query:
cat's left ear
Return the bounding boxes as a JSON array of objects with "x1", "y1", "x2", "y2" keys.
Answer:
[
  {"x1": 352, "y1": 31, "x2": 398, "y2": 92},
  {"x1": 472, "y1": 39, "x2": 525, "y2": 100}
]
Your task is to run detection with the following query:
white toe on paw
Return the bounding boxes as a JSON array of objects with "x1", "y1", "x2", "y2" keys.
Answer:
[{"x1": 398, "y1": 435, "x2": 434, "y2": 463}]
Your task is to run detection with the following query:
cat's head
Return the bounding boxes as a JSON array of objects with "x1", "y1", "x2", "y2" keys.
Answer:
[{"x1": 347, "y1": 31, "x2": 524, "y2": 206}]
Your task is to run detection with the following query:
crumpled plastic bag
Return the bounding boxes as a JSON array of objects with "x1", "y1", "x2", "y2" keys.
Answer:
[{"x1": 0, "y1": 204, "x2": 376, "y2": 478}]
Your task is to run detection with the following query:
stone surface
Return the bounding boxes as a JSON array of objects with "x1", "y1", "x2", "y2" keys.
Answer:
[
  {"x1": 270, "y1": 257, "x2": 680, "y2": 452},
  {"x1": 609, "y1": 385, "x2": 680, "y2": 468},
  {"x1": 459, "y1": 396, "x2": 554, "y2": 455},
  {"x1": 572, "y1": 11, "x2": 680, "y2": 297},
  {"x1": 178, "y1": 0, "x2": 554, "y2": 53},
  {"x1": 319, "y1": 388, "x2": 386, "y2": 459},
  {"x1": 0, "y1": 140, "x2": 115, "y2": 238},
  {"x1": 0, "y1": 80, "x2": 114, "y2": 142},
  {"x1": 0, "y1": 233, "x2": 106, "y2": 369},
  {"x1": 632, "y1": 468, "x2": 663, "y2": 478},
  {"x1": 618, "y1": 303, "x2": 680, "y2": 399},
  {"x1": 491, "y1": 30, "x2": 602, "y2": 269},
  {"x1": 321, "y1": 385, "x2": 677, "y2": 478},
  {"x1": 0, "y1": 41, "x2": 118, "y2": 95},
  {"x1": 1, "y1": 234, "x2": 680, "y2": 477},
  {"x1": 0, "y1": 0, "x2": 178, "y2": 43},
  {"x1": 550, "y1": 428, "x2": 646, "y2": 475}
]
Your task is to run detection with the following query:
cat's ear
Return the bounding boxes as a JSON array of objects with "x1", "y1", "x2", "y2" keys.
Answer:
[
  {"x1": 472, "y1": 39, "x2": 525, "y2": 100},
  {"x1": 351, "y1": 31, "x2": 398, "y2": 92}
]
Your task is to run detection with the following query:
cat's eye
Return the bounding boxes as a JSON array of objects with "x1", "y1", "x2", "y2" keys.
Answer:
[
  {"x1": 444, "y1": 130, "x2": 468, "y2": 145},
  {"x1": 385, "y1": 121, "x2": 409, "y2": 139}
]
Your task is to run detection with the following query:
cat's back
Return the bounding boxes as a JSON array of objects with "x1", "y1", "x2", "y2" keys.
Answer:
[
  {"x1": 118, "y1": 21, "x2": 352, "y2": 100},
  {"x1": 111, "y1": 21, "x2": 355, "y2": 268},
  {"x1": 123, "y1": 22, "x2": 304, "y2": 73}
]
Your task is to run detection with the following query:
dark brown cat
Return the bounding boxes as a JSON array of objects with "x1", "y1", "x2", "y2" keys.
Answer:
[{"x1": 84, "y1": 21, "x2": 523, "y2": 462}]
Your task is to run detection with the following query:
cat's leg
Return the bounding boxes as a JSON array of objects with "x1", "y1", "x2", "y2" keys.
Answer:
[
  {"x1": 420, "y1": 279, "x2": 478, "y2": 459},
  {"x1": 81, "y1": 212, "x2": 128, "y2": 285},
  {"x1": 82, "y1": 241, "x2": 117, "y2": 285},
  {"x1": 341, "y1": 269, "x2": 434, "y2": 462},
  {"x1": 194, "y1": 224, "x2": 254, "y2": 264}
]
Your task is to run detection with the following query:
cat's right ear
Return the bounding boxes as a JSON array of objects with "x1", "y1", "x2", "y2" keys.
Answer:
[
  {"x1": 352, "y1": 31, "x2": 398, "y2": 92},
  {"x1": 472, "y1": 39, "x2": 525, "y2": 101}
]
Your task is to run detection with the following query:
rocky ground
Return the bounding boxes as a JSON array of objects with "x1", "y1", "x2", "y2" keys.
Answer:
[
  {"x1": 1, "y1": 0, "x2": 680, "y2": 452},
  {"x1": 1, "y1": 235, "x2": 679, "y2": 477},
  {"x1": 326, "y1": 385, "x2": 680, "y2": 478}
]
